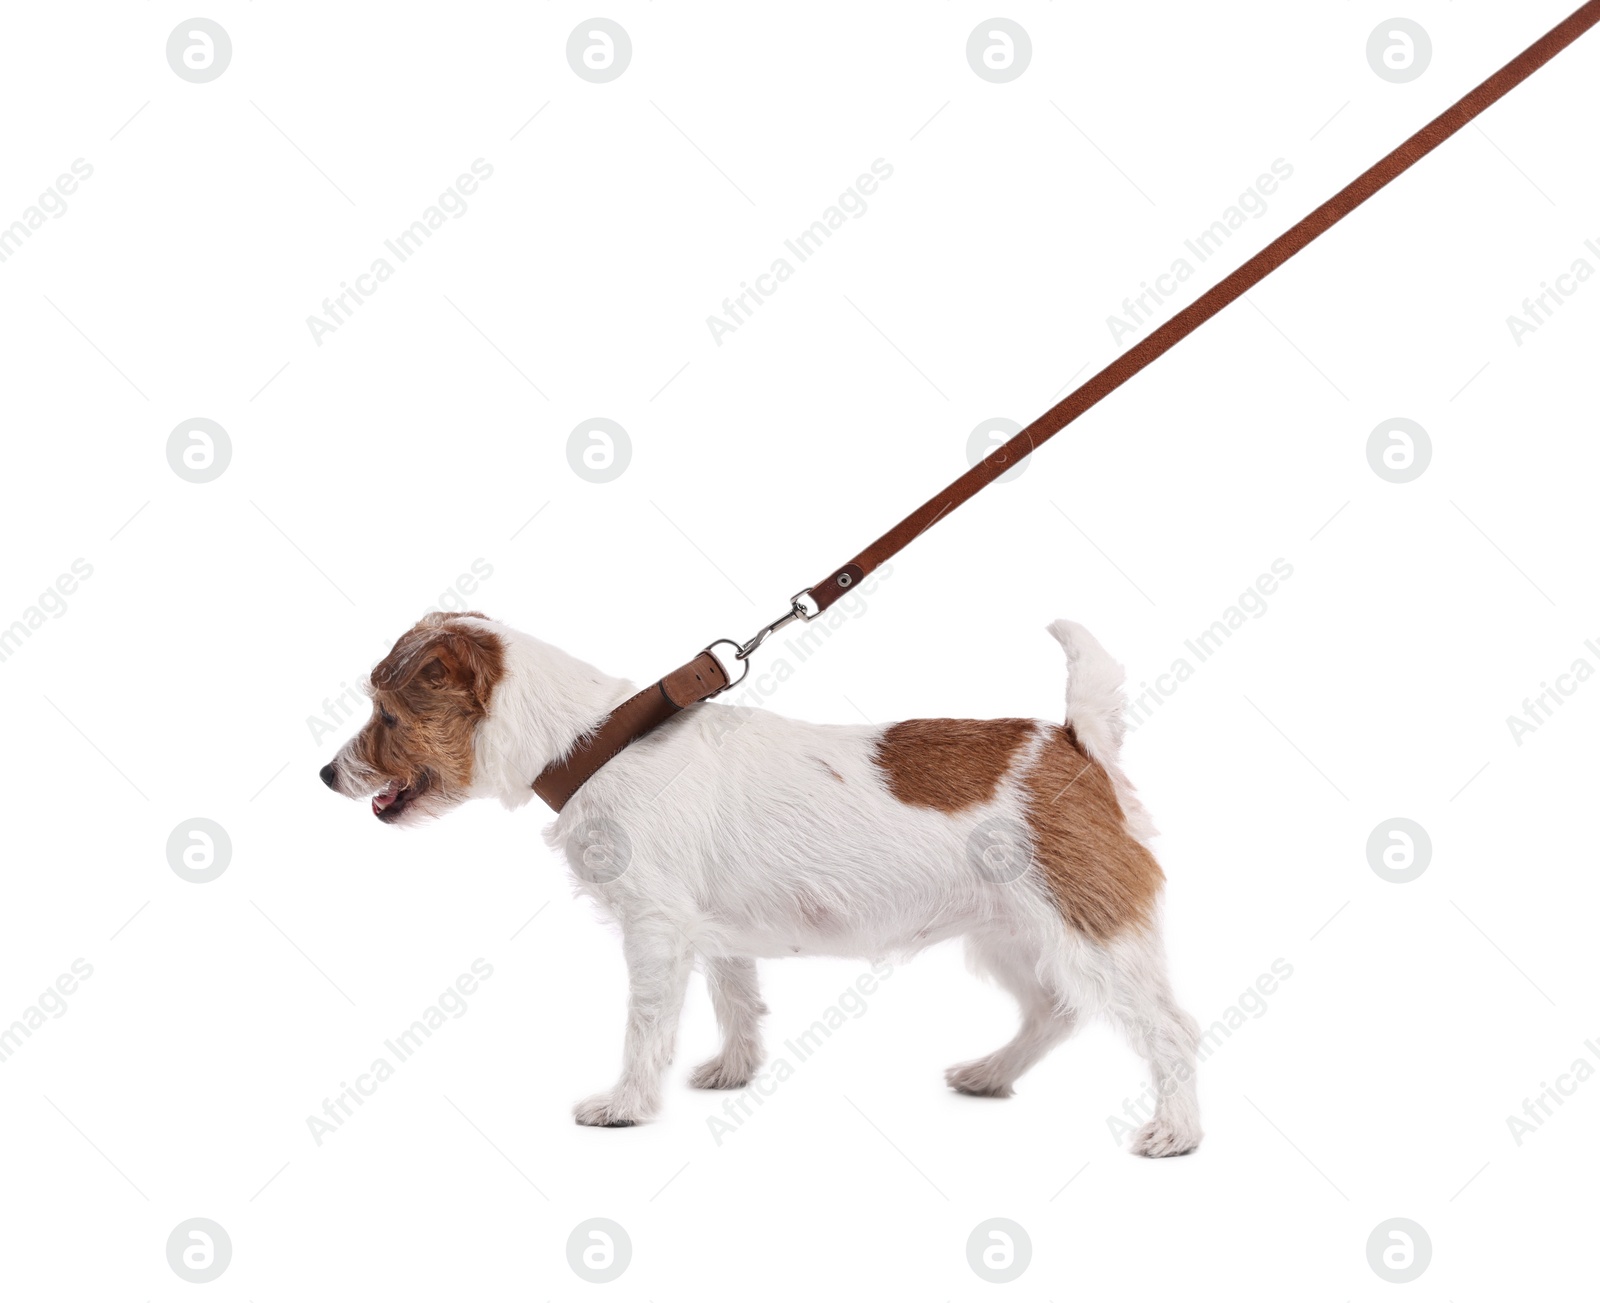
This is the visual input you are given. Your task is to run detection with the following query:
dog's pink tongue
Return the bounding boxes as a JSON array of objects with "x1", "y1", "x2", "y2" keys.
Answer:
[{"x1": 372, "y1": 785, "x2": 399, "y2": 815}]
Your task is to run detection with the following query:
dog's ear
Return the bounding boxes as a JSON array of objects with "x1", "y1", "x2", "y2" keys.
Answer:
[{"x1": 375, "y1": 618, "x2": 504, "y2": 710}]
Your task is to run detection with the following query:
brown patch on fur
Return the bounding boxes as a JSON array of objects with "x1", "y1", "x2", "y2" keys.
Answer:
[
  {"x1": 350, "y1": 613, "x2": 505, "y2": 815},
  {"x1": 1020, "y1": 725, "x2": 1163, "y2": 940},
  {"x1": 813, "y1": 758, "x2": 845, "y2": 783},
  {"x1": 873, "y1": 718, "x2": 1036, "y2": 812}
]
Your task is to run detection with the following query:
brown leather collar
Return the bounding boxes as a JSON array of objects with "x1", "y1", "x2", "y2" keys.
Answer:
[{"x1": 531, "y1": 650, "x2": 729, "y2": 811}]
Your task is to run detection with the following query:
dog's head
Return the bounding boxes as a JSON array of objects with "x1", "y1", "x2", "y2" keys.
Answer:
[{"x1": 320, "y1": 612, "x2": 505, "y2": 825}]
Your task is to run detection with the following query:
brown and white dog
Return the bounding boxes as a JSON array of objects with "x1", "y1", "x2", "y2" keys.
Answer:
[{"x1": 321, "y1": 611, "x2": 1202, "y2": 1155}]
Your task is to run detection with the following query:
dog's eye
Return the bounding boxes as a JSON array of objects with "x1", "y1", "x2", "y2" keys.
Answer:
[{"x1": 380, "y1": 708, "x2": 397, "y2": 728}]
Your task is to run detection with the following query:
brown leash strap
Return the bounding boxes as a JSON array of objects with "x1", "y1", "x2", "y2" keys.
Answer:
[
  {"x1": 535, "y1": 3, "x2": 1599, "y2": 811},
  {"x1": 800, "y1": 1, "x2": 1600, "y2": 613}
]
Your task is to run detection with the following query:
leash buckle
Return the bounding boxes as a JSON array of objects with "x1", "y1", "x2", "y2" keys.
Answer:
[{"x1": 701, "y1": 639, "x2": 750, "y2": 691}]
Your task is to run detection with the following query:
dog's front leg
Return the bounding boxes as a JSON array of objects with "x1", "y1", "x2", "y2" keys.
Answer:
[
  {"x1": 574, "y1": 921, "x2": 693, "y2": 1127},
  {"x1": 690, "y1": 956, "x2": 767, "y2": 1089}
]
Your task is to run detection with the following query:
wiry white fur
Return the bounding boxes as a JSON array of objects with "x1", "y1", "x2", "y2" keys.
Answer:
[
  {"x1": 1049, "y1": 619, "x2": 1126, "y2": 761},
  {"x1": 467, "y1": 630, "x2": 631, "y2": 805},
  {"x1": 450, "y1": 616, "x2": 1199, "y2": 1153}
]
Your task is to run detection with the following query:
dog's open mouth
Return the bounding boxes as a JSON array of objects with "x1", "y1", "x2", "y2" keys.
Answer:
[{"x1": 372, "y1": 782, "x2": 414, "y2": 821}]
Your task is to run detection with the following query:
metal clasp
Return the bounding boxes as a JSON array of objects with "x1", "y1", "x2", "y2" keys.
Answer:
[
  {"x1": 736, "y1": 590, "x2": 821, "y2": 660},
  {"x1": 703, "y1": 590, "x2": 821, "y2": 690}
]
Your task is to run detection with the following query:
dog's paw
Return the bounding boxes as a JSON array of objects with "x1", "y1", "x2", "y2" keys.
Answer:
[
  {"x1": 573, "y1": 1092, "x2": 644, "y2": 1128},
  {"x1": 689, "y1": 1056, "x2": 755, "y2": 1090},
  {"x1": 1130, "y1": 1117, "x2": 1201, "y2": 1158},
  {"x1": 944, "y1": 1058, "x2": 1015, "y2": 1098}
]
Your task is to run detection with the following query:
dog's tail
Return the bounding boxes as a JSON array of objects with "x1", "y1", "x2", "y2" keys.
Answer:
[{"x1": 1046, "y1": 619, "x2": 1127, "y2": 763}]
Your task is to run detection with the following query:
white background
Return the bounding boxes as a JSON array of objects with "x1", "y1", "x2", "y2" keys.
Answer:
[{"x1": 2, "y1": 2, "x2": 1597, "y2": 1298}]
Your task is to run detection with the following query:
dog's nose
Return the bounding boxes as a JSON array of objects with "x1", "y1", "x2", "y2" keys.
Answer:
[{"x1": 319, "y1": 763, "x2": 338, "y2": 790}]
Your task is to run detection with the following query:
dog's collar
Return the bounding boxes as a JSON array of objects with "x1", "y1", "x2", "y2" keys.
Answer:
[{"x1": 531, "y1": 650, "x2": 730, "y2": 811}]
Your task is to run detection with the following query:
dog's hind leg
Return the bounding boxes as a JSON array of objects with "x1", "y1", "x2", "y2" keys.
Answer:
[
  {"x1": 690, "y1": 956, "x2": 767, "y2": 1089},
  {"x1": 574, "y1": 921, "x2": 693, "y2": 1127},
  {"x1": 1099, "y1": 934, "x2": 1202, "y2": 1157},
  {"x1": 946, "y1": 932, "x2": 1078, "y2": 1098}
]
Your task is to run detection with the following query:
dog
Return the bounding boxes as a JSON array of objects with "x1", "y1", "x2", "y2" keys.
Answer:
[{"x1": 320, "y1": 610, "x2": 1202, "y2": 1156}]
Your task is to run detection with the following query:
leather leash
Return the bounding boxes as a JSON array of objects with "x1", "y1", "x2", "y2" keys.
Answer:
[{"x1": 534, "y1": 2, "x2": 1600, "y2": 813}]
